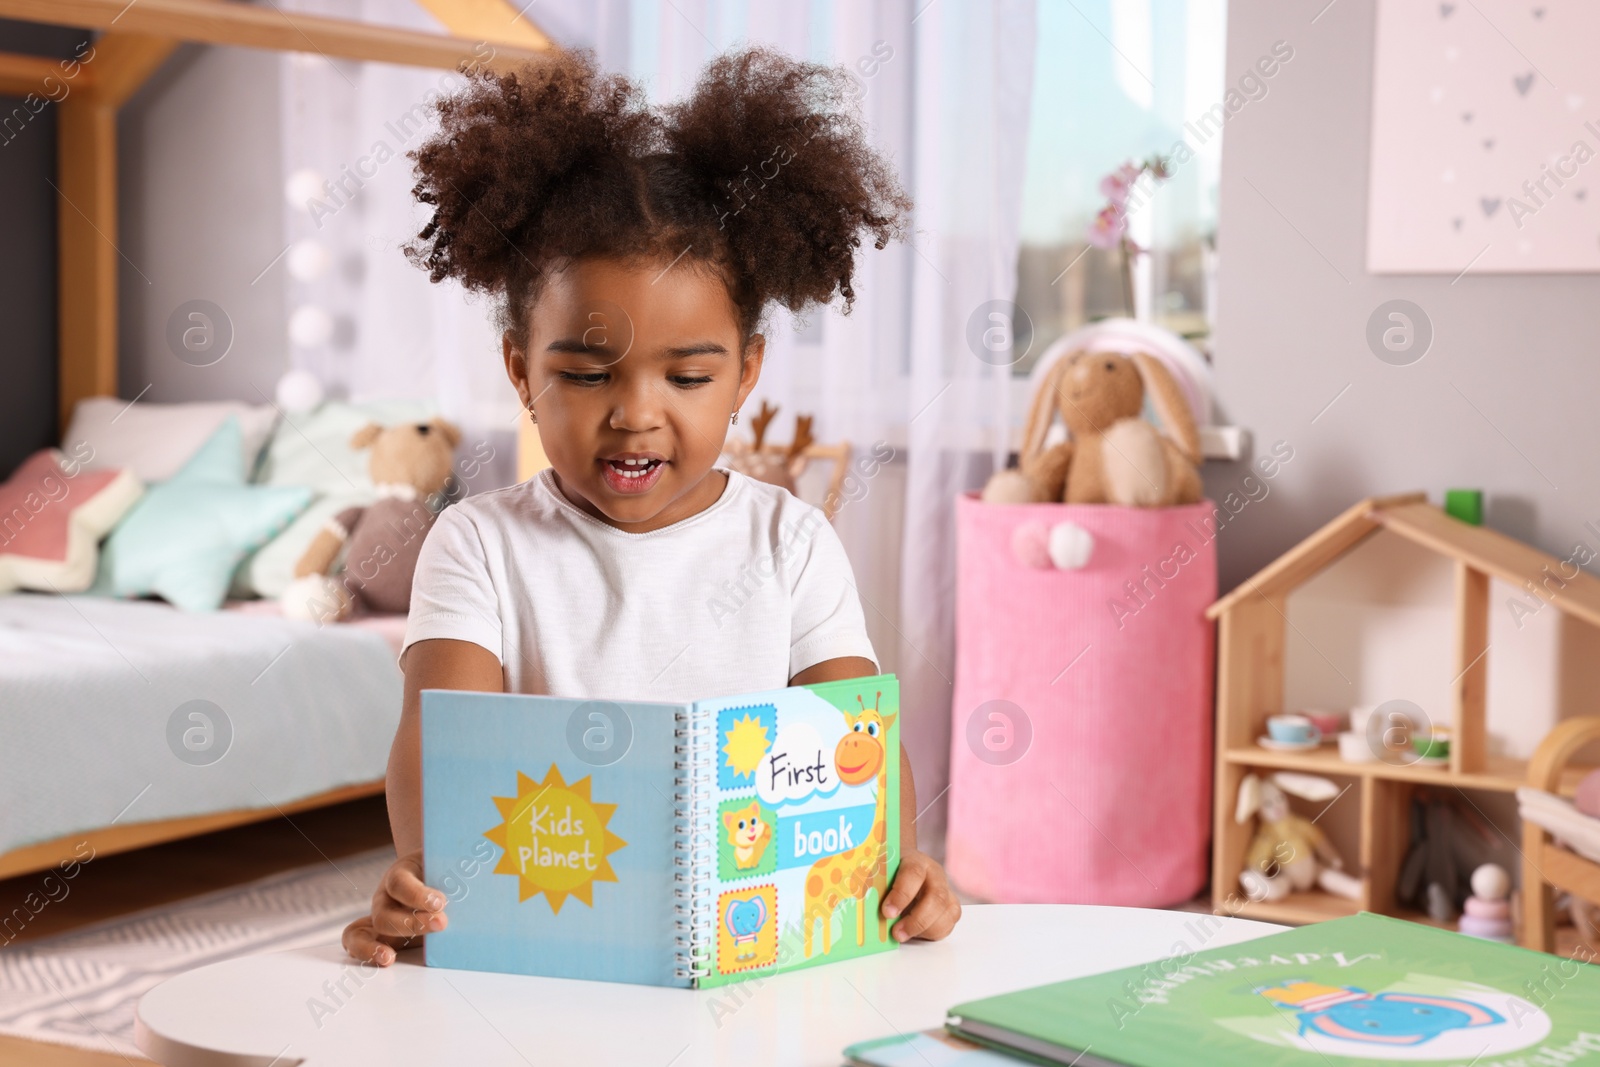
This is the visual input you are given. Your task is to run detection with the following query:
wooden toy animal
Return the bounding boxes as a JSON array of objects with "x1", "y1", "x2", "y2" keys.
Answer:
[{"x1": 724, "y1": 400, "x2": 813, "y2": 495}]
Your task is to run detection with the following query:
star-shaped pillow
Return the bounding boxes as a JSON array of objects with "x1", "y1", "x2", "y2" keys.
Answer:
[
  {"x1": 0, "y1": 450, "x2": 144, "y2": 593},
  {"x1": 98, "y1": 415, "x2": 312, "y2": 611}
]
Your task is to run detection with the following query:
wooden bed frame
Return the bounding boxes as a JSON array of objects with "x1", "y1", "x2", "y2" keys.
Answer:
[
  {"x1": 0, "y1": 0, "x2": 552, "y2": 881},
  {"x1": 1521, "y1": 716, "x2": 1600, "y2": 953},
  {"x1": 0, "y1": 780, "x2": 386, "y2": 881}
]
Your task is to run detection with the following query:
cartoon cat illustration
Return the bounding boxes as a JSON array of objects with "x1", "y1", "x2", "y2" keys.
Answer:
[
  {"x1": 722, "y1": 800, "x2": 772, "y2": 871},
  {"x1": 724, "y1": 896, "x2": 768, "y2": 961},
  {"x1": 1258, "y1": 980, "x2": 1505, "y2": 1047}
]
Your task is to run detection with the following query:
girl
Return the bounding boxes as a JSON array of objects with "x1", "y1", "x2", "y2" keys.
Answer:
[{"x1": 343, "y1": 46, "x2": 961, "y2": 967}]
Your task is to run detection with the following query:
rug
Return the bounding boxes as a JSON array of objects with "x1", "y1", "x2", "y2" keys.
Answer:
[{"x1": 0, "y1": 847, "x2": 390, "y2": 1059}]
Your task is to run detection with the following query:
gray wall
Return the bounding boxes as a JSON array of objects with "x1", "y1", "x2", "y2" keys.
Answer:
[
  {"x1": 118, "y1": 44, "x2": 287, "y2": 405},
  {"x1": 1206, "y1": 0, "x2": 1600, "y2": 593}
]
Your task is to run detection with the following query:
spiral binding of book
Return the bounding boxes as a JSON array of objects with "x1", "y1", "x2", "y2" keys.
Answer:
[{"x1": 672, "y1": 705, "x2": 719, "y2": 981}]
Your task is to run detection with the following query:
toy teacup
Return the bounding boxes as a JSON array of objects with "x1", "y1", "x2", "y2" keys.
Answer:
[{"x1": 1267, "y1": 714, "x2": 1321, "y2": 745}]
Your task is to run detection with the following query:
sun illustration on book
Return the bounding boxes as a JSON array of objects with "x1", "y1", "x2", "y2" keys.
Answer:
[
  {"x1": 485, "y1": 765, "x2": 626, "y2": 913},
  {"x1": 722, "y1": 712, "x2": 771, "y2": 782}
]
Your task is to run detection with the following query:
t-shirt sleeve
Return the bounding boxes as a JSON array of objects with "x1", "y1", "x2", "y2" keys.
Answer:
[
  {"x1": 786, "y1": 507, "x2": 879, "y2": 679},
  {"x1": 401, "y1": 504, "x2": 503, "y2": 665}
]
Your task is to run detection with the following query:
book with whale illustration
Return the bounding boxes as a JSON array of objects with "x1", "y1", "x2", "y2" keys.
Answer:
[
  {"x1": 942, "y1": 911, "x2": 1600, "y2": 1066},
  {"x1": 420, "y1": 674, "x2": 900, "y2": 987}
]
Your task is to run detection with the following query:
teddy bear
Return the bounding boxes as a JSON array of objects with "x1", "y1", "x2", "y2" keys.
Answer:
[
  {"x1": 281, "y1": 418, "x2": 460, "y2": 622},
  {"x1": 983, "y1": 349, "x2": 1202, "y2": 507}
]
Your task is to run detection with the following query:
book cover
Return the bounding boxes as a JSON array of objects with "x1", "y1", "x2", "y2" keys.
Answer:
[
  {"x1": 422, "y1": 690, "x2": 684, "y2": 985},
  {"x1": 695, "y1": 674, "x2": 901, "y2": 989},
  {"x1": 948, "y1": 912, "x2": 1599, "y2": 1066},
  {"x1": 420, "y1": 674, "x2": 900, "y2": 987}
]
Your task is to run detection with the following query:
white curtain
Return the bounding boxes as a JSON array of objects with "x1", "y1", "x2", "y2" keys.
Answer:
[
  {"x1": 277, "y1": 0, "x2": 1036, "y2": 854},
  {"x1": 901, "y1": 1, "x2": 1037, "y2": 850},
  {"x1": 279, "y1": 0, "x2": 517, "y2": 490}
]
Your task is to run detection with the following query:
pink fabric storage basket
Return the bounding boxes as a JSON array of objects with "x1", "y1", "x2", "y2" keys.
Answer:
[{"x1": 946, "y1": 492, "x2": 1215, "y2": 905}]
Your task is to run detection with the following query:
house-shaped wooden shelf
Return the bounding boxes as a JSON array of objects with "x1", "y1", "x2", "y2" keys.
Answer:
[{"x1": 1208, "y1": 492, "x2": 1600, "y2": 926}]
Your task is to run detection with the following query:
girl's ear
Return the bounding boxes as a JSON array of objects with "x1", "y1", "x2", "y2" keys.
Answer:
[
  {"x1": 502, "y1": 331, "x2": 533, "y2": 408},
  {"x1": 734, "y1": 333, "x2": 766, "y2": 413}
]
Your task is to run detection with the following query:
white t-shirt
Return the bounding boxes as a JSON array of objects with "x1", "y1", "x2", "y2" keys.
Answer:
[{"x1": 402, "y1": 466, "x2": 878, "y2": 702}]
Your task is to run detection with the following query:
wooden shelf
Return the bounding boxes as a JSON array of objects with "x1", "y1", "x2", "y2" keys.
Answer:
[
  {"x1": 1391, "y1": 908, "x2": 1459, "y2": 932},
  {"x1": 1211, "y1": 498, "x2": 1600, "y2": 933},
  {"x1": 0, "y1": 779, "x2": 385, "y2": 880},
  {"x1": 1223, "y1": 746, "x2": 1592, "y2": 796},
  {"x1": 1229, "y1": 893, "x2": 1467, "y2": 932},
  {"x1": 1228, "y1": 890, "x2": 1361, "y2": 926}
]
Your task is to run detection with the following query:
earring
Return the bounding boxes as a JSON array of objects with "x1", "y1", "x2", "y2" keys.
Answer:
[
  {"x1": 527, "y1": 406, "x2": 538, "y2": 424},
  {"x1": 730, "y1": 410, "x2": 740, "y2": 425}
]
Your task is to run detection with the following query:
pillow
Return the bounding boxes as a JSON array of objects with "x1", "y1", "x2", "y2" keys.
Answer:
[
  {"x1": 63, "y1": 397, "x2": 279, "y2": 484},
  {"x1": 253, "y1": 399, "x2": 439, "y2": 493},
  {"x1": 98, "y1": 416, "x2": 311, "y2": 611},
  {"x1": 237, "y1": 399, "x2": 437, "y2": 598},
  {"x1": 0, "y1": 450, "x2": 143, "y2": 593}
]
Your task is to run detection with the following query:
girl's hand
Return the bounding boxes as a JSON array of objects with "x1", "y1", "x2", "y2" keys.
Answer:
[
  {"x1": 341, "y1": 849, "x2": 447, "y2": 966},
  {"x1": 881, "y1": 848, "x2": 961, "y2": 943}
]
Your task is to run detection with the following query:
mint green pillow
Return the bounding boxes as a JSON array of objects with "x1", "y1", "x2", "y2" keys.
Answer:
[{"x1": 99, "y1": 416, "x2": 311, "y2": 611}]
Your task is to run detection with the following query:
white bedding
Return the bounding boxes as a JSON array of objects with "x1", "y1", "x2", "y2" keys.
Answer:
[
  {"x1": 1518, "y1": 786, "x2": 1600, "y2": 865},
  {"x1": 0, "y1": 593, "x2": 402, "y2": 858}
]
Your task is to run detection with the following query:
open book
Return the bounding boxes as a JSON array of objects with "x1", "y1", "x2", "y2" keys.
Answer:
[{"x1": 421, "y1": 674, "x2": 900, "y2": 987}]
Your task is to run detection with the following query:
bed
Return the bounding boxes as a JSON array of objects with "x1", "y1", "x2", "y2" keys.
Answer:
[
  {"x1": 0, "y1": 0, "x2": 553, "y2": 880},
  {"x1": 0, "y1": 593, "x2": 404, "y2": 879},
  {"x1": 1519, "y1": 716, "x2": 1600, "y2": 953}
]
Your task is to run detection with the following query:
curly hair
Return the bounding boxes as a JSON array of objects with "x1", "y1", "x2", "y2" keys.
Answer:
[{"x1": 404, "y1": 46, "x2": 911, "y2": 347}]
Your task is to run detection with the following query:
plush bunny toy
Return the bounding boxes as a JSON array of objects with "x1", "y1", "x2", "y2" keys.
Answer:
[
  {"x1": 1236, "y1": 772, "x2": 1363, "y2": 904},
  {"x1": 983, "y1": 349, "x2": 1202, "y2": 506}
]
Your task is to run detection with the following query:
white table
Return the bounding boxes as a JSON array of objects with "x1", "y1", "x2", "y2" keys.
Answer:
[{"x1": 136, "y1": 905, "x2": 1285, "y2": 1066}]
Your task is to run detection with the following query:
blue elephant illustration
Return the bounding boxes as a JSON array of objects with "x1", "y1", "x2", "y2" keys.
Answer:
[
  {"x1": 724, "y1": 896, "x2": 768, "y2": 961},
  {"x1": 1258, "y1": 981, "x2": 1504, "y2": 1047}
]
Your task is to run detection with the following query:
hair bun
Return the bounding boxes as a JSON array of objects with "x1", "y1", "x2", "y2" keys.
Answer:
[
  {"x1": 406, "y1": 51, "x2": 656, "y2": 293},
  {"x1": 664, "y1": 47, "x2": 910, "y2": 313}
]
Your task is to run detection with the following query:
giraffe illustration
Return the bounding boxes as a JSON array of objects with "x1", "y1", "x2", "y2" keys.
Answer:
[{"x1": 801, "y1": 691, "x2": 898, "y2": 958}]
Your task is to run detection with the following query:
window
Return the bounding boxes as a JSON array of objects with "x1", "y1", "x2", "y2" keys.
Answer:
[{"x1": 1012, "y1": 0, "x2": 1228, "y2": 376}]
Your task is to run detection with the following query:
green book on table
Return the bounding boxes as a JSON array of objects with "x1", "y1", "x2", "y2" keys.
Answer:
[{"x1": 946, "y1": 912, "x2": 1599, "y2": 1066}]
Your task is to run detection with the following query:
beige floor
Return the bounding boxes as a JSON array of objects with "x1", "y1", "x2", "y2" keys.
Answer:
[{"x1": 0, "y1": 796, "x2": 394, "y2": 1067}]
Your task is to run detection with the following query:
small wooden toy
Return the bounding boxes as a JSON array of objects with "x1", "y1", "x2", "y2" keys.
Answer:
[
  {"x1": 1458, "y1": 863, "x2": 1514, "y2": 942},
  {"x1": 723, "y1": 401, "x2": 814, "y2": 496},
  {"x1": 1444, "y1": 488, "x2": 1483, "y2": 525}
]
